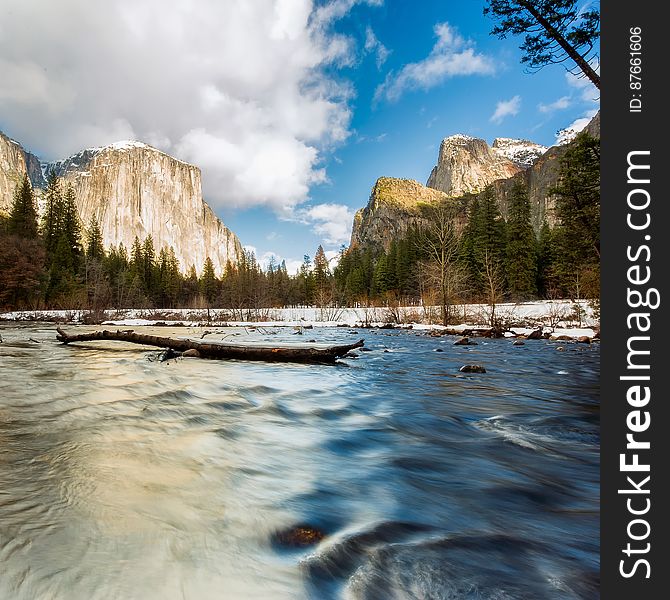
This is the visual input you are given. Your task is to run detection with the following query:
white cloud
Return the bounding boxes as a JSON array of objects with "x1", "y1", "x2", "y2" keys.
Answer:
[
  {"x1": 298, "y1": 202, "x2": 355, "y2": 245},
  {"x1": 374, "y1": 22, "x2": 495, "y2": 103},
  {"x1": 364, "y1": 26, "x2": 390, "y2": 69},
  {"x1": 243, "y1": 246, "x2": 304, "y2": 275},
  {"x1": 490, "y1": 95, "x2": 521, "y2": 124},
  {"x1": 0, "y1": 0, "x2": 381, "y2": 214},
  {"x1": 555, "y1": 109, "x2": 598, "y2": 145},
  {"x1": 538, "y1": 95, "x2": 572, "y2": 114},
  {"x1": 565, "y1": 71, "x2": 600, "y2": 104}
]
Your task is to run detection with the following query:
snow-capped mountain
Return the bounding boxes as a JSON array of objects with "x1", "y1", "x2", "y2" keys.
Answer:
[{"x1": 492, "y1": 138, "x2": 548, "y2": 169}]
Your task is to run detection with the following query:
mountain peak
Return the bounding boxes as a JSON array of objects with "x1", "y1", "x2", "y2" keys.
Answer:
[
  {"x1": 491, "y1": 138, "x2": 547, "y2": 169},
  {"x1": 427, "y1": 135, "x2": 521, "y2": 197}
]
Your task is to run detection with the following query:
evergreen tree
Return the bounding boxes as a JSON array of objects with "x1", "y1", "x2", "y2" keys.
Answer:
[
  {"x1": 536, "y1": 221, "x2": 556, "y2": 296},
  {"x1": 8, "y1": 174, "x2": 39, "y2": 239},
  {"x1": 200, "y1": 256, "x2": 218, "y2": 304},
  {"x1": 142, "y1": 235, "x2": 159, "y2": 299},
  {"x1": 550, "y1": 132, "x2": 600, "y2": 298},
  {"x1": 297, "y1": 255, "x2": 315, "y2": 305},
  {"x1": 61, "y1": 184, "x2": 83, "y2": 270},
  {"x1": 505, "y1": 181, "x2": 537, "y2": 299},
  {"x1": 484, "y1": 0, "x2": 600, "y2": 88},
  {"x1": 86, "y1": 215, "x2": 105, "y2": 260},
  {"x1": 158, "y1": 246, "x2": 181, "y2": 307},
  {"x1": 42, "y1": 170, "x2": 62, "y2": 256},
  {"x1": 460, "y1": 188, "x2": 506, "y2": 298},
  {"x1": 372, "y1": 253, "x2": 391, "y2": 295}
]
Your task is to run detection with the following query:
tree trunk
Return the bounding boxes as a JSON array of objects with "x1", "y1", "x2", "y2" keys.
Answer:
[
  {"x1": 520, "y1": 0, "x2": 600, "y2": 89},
  {"x1": 56, "y1": 328, "x2": 364, "y2": 364}
]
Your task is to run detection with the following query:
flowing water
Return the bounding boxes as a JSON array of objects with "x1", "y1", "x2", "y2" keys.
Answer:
[{"x1": 0, "y1": 324, "x2": 599, "y2": 600}]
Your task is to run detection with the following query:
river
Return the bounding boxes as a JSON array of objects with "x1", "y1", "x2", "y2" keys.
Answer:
[{"x1": 0, "y1": 323, "x2": 599, "y2": 599}]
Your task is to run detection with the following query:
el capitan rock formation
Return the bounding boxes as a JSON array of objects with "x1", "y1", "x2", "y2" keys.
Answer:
[{"x1": 0, "y1": 135, "x2": 241, "y2": 275}]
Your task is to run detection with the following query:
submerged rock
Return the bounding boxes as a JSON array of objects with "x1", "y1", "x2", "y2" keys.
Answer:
[
  {"x1": 272, "y1": 524, "x2": 326, "y2": 548},
  {"x1": 512, "y1": 340, "x2": 525, "y2": 346},
  {"x1": 454, "y1": 337, "x2": 475, "y2": 346},
  {"x1": 159, "y1": 348, "x2": 182, "y2": 362},
  {"x1": 459, "y1": 365, "x2": 486, "y2": 373}
]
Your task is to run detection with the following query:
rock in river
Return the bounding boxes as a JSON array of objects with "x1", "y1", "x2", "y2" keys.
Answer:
[{"x1": 460, "y1": 365, "x2": 487, "y2": 374}]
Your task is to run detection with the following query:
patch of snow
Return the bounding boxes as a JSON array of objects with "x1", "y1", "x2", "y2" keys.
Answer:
[
  {"x1": 0, "y1": 300, "x2": 598, "y2": 340},
  {"x1": 492, "y1": 138, "x2": 547, "y2": 168},
  {"x1": 442, "y1": 133, "x2": 477, "y2": 145}
]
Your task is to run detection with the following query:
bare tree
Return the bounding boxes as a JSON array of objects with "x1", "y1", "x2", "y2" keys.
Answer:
[
  {"x1": 481, "y1": 249, "x2": 506, "y2": 333},
  {"x1": 418, "y1": 201, "x2": 464, "y2": 327}
]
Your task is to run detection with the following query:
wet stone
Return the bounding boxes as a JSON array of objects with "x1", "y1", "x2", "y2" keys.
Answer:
[
  {"x1": 459, "y1": 365, "x2": 486, "y2": 373},
  {"x1": 272, "y1": 524, "x2": 326, "y2": 549}
]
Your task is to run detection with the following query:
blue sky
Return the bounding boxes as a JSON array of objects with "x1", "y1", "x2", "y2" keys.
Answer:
[
  {"x1": 1, "y1": 0, "x2": 598, "y2": 274},
  {"x1": 224, "y1": 0, "x2": 599, "y2": 271}
]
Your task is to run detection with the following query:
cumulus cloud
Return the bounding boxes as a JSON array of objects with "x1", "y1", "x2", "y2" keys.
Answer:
[
  {"x1": 298, "y1": 203, "x2": 355, "y2": 245},
  {"x1": 374, "y1": 22, "x2": 495, "y2": 103},
  {"x1": 364, "y1": 26, "x2": 390, "y2": 69},
  {"x1": 538, "y1": 95, "x2": 572, "y2": 114},
  {"x1": 490, "y1": 95, "x2": 521, "y2": 124},
  {"x1": 0, "y1": 0, "x2": 381, "y2": 213},
  {"x1": 565, "y1": 70, "x2": 600, "y2": 104},
  {"x1": 556, "y1": 108, "x2": 599, "y2": 145}
]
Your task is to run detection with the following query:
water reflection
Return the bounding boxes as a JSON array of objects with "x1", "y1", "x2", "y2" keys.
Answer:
[{"x1": 0, "y1": 324, "x2": 599, "y2": 599}]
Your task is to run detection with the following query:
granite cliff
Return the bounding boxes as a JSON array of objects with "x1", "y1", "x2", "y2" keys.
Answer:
[
  {"x1": 351, "y1": 112, "x2": 599, "y2": 249},
  {"x1": 0, "y1": 135, "x2": 242, "y2": 275},
  {"x1": 349, "y1": 177, "x2": 462, "y2": 252}
]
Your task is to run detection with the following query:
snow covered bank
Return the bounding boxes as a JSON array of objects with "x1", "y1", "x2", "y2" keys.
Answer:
[{"x1": 0, "y1": 300, "x2": 599, "y2": 339}]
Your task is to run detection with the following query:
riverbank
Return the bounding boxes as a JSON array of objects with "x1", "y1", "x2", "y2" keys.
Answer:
[{"x1": 0, "y1": 299, "x2": 599, "y2": 341}]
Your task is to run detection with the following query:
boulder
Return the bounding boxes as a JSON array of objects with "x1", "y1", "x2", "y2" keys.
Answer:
[
  {"x1": 513, "y1": 340, "x2": 525, "y2": 346},
  {"x1": 459, "y1": 364, "x2": 486, "y2": 373},
  {"x1": 271, "y1": 524, "x2": 325, "y2": 548},
  {"x1": 182, "y1": 348, "x2": 201, "y2": 358},
  {"x1": 526, "y1": 329, "x2": 543, "y2": 340},
  {"x1": 454, "y1": 337, "x2": 476, "y2": 346},
  {"x1": 576, "y1": 336, "x2": 591, "y2": 344}
]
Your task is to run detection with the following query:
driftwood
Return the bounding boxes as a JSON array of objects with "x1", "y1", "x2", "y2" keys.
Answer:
[{"x1": 55, "y1": 327, "x2": 364, "y2": 364}]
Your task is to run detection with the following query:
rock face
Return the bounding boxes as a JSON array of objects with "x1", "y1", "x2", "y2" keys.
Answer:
[
  {"x1": 426, "y1": 134, "x2": 522, "y2": 197},
  {"x1": 351, "y1": 112, "x2": 600, "y2": 246},
  {"x1": 1, "y1": 135, "x2": 242, "y2": 275},
  {"x1": 0, "y1": 132, "x2": 45, "y2": 212},
  {"x1": 350, "y1": 177, "x2": 460, "y2": 251}
]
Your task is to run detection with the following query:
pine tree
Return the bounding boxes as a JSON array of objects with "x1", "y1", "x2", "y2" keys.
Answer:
[
  {"x1": 42, "y1": 170, "x2": 62, "y2": 255},
  {"x1": 200, "y1": 256, "x2": 218, "y2": 304},
  {"x1": 550, "y1": 132, "x2": 600, "y2": 298},
  {"x1": 142, "y1": 235, "x2": 159, "y2": 300},
  {"x1": 156, "y1": 246, "x2": 181, "y2": 307},
  {"x1": 298, "y1": 255, "x2": 315, "y2": 305},
  {"x1": 536, "y1": 221, "x2": 556, "y2": 296},
  {"x1": 484, "y1": 0, "x2": 600, "y2": 89},
  {"x1": 505, "y1": 181, "x2": 537, "y2": 299},
  {"x1": 86, "y1": 215, "x2": 105, "y2": 260},
  {"x1": 61, "y1": 184, "x2": 83, "y2": 270},
  {"x1": 8, "y1": 174, "x2": 39, "y2": 239},
  {"x1": 372, "y1": 253, "x2": 391, "y2": 295}
]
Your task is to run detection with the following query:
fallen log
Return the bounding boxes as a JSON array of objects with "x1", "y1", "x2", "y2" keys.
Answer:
[{"x1": 55, "y1": 327, "x2": 364, "y2": 364}]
